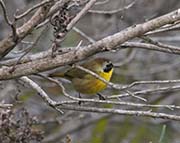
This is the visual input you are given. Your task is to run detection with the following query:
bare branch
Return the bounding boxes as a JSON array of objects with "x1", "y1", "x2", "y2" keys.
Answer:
[
  {"x1": 36, "y1": 74, "x2": 180, "y2": 110},
  {"x1": 0, "y1": 0, "x2": 12, "y2": 26},
  {"x1": 0, "y1": 0, "x2": 17, "y2": 41},
  {"x1": 146, "y1": 22, "x2": 180, "y2": 35},
  {"x1": 140, "y1": 36, "x2": 180, "y2": 54},
  {"x1": 74, "y1": 65, "x2": 124, "y2": 90},
  {"x1": 0, "y1": 47, "x2": 73, "y2": 66},
  {"x1": 73, "y1": 27, "x2": 95, "y2": 43},
  {"x1": 19, "y1": 76, "x2": 64, "y2": 114},
  {"x1": 1, "y1": 8, "x2": 180, "y2": 79},
  {"x1": 0, "y1": 1, "x2": 53, "y2": 59},
  {"x1": 122, "y1": 42, "x2": 180, "y2": 55},
  {"x1": 108, "y1": 84, "x2": 180, "y2": 99},
  {"x1": 15, "y1": 0, "x2": 54, "y2": 20},
  {"x1": 1, "y1": 39, "x2": 180, "y2": 67},
  {"x1": 89, "y1": 0, "x2": 136, "y2": 14},
  {"x1": 13, "y1": 26, "x2": 47, "y2": 68},
  {"x1": 67, "y1": 0, "x2": 97, "y2": 31},
  {"x1": 19, "y1": 74, "x2": 180, "y2": 122},
  {"x1": 124, "y1": 90, "x2": 147, "y2": 102},
  {"x1": 95, "y1": 0, "x2": 109, "y2": 5},
  {"x1": 59, "y1": 105, "x2": 180, "y2": 121},
  {"x1": 127, "y1": 79, "x2": 180, "y2": 88}
]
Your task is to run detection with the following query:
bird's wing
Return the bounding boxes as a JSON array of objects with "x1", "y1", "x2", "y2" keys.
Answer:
[
  {"x1": 64, "y1": 67, "x2": 88, "y2": 79},
  {"x1": 65, "y1": 60, "x2": 100, "y2": 79}
]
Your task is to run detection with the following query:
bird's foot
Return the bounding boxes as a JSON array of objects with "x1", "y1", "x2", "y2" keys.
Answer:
[{"x1": 97, "y1": 93, "x2": 106, "y2": 100}]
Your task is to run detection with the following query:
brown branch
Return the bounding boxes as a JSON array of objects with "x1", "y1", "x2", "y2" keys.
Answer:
[
  {"x1": 0, "y1": 47, "x2": 73, "y2": 66},
  {"x1": 121, "y1": 42, "x2": 180, "y2": 55},
  {"x1": 0, "y1": 0, "x2": 18, "y2": 41},
  {"x1": 15, "y1": 0, "x2": 54, "y2": 20},
  {"x1": 0, "y1": 0, "x2": 12, "y2": 26},
  {"x1": 0, "y1": 1, "x2": 53, "y2": 59},
  {"x1": 12, "y1": 26, "x2": 47, "y2": 69},
  {"x1": 67, "y1": 0, "x2": 98, "y2": 31},
  {"x1": 1, "y1": 8, "x2": 180, "y2": 79},
  {"x1": 1, "y1": 39, "x2": 180, "y2": 67},
  {"x1": 146, "y1": 21, "x2": 180, "y2": 35},
  {"x1": 140, "y1": 36, "x2": 180, "y2": 54}
]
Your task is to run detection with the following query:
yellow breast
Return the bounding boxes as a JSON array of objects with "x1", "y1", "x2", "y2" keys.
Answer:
[{"x1": 72, "y1": 69, "x2": 113, "y2": 94}]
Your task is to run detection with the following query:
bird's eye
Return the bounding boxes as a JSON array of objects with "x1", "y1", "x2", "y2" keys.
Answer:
[{"x1": 103, "y1": 62, "x2": 113, "y2": 73}]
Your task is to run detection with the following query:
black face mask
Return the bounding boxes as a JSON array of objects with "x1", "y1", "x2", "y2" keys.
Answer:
[{"x1": 103, "y1": 63, "x2": 113, "y2": 73}]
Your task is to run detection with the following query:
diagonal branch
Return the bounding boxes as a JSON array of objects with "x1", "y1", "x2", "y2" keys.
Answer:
[
  {"x1": 15, "y1": 0, "x2": 54, "y2": 20},
  {"x1": 1, "y1": 8, "x2": 180, "y2": 79},
  {"x1": 0, "y1": 1, "x2": 53, "y2": 59},
  {"x1": 67, "y1": 0, "x2": 97, "y2": 31},
  {"x1": 1, "y1": 40, "x2": 180, "y2": 67},
  {"x1": 19, "y1": 76, "x2": 64, "y2": 114}
]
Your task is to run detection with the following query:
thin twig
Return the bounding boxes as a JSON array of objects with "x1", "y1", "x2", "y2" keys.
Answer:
[
  {"x1": 59, "y1": 104, "x2": 180, "y2": 121},
  {"x1": 125, "y1": 90, "x2": 147, "y2": 102},
  {"x1": 108, "y1": 84, "x2": 180, "y2": 99},
  {"x1": 127, "y1": 79, "x2": 180, "y2": 88},
  {"x1": 0, "y1": 0, "x2": 18, "y2": 41},
  {"x1": 36, "y1": 74, "x2": 180, "y2": 110},
  {"x1": 35, "y1": 74, "x2": 76, "y2": 103},
  {"x1": 15, "y1": 0, "x2": 54, "y2": 20},
  {"x1": 121, "y1": 42, "x2": 180, "y2": 55},
  {"x1": 0, "y1": 0, "x2": 12, "y2": 26},
  {"x1": 20, "y1": 76, "x2": 64, "y2": 114},
  {"x1": 74, "y1": 65, "x2": 180, "y2": 94},
  {"x1": 74, "y1": 65, "x2": 125, "y2": 90},
  {"x1": 95, "y1": 0, "x2": 109, "y2": 5},
  {"x1": 89, "y1": 0, "x2": 136, "y2": 14},
  {"x1": 146, "y1": 22, "x2": 180, "y2": 35},
  {"x1": 14, "y1": 26, "x2": 47, "y2": 66},
  {"x1": 73, "y1": 27, "x2": 95, "y2": 43},
  {"x1": 67, "y1": 0, "x2": 97, "y2": 31},
  {"x1": 140, "y1": 36, "x2": 180, "y2": 55}
]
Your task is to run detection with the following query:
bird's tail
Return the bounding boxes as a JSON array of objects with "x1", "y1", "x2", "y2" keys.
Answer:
[{"x1": 48, "y1": 72, "x2": 65, "y2": 78}]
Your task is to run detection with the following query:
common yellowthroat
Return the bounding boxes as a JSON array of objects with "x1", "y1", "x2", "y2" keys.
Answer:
[{"x1": 49, "y1": 58, "x2": 113, "y2": 95}]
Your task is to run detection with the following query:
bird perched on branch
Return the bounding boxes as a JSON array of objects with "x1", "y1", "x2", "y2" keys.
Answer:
[{"x1": 49, "y1": 58, "x2": 114, "y2": 99}]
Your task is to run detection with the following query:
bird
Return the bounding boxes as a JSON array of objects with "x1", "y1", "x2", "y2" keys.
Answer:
[{"x1": 49, "y1": 58, "x2": 114, "y2": 99}]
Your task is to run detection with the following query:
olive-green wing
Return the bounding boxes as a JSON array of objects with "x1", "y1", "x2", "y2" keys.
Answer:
[
  {"x1": 64, "y1": 59, "x2": 101, "y2": 79},
  {"x1": 64, "y1": 67, "x2": 88, "y2": 79},
  {"x1": 64, "y1": 61, "x2": 98, "y2": 79}
]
